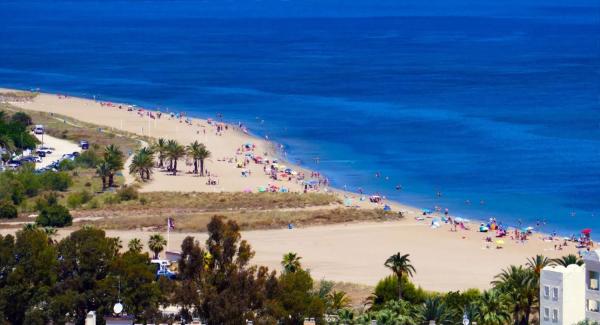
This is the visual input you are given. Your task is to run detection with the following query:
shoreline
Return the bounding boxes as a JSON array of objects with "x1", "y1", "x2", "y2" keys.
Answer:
[{"x1": 0, "y1": 87, "x2": 583, "y2": 291}]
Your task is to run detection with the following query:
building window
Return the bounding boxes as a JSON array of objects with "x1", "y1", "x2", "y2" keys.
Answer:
[
  {"x1": 543, "y1": 307, "x2": 550, "y2": 321},
  {"x1": 543, "y1": 286, "x2": 550, "y2": 299},
  {"x1": 552, "y1": 309, "x2": 558, "y2": 323},
  {"x1": 590, "y1": 271, "x2": 600, "y2": 290},
  {"x1": 552, "y1": 287, "x2": 559, "y2": 301},
  {"x1": 588, "y1": 299, "x2": 600, "y2": 312}
]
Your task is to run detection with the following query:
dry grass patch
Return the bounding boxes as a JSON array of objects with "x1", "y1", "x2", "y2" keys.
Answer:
[{"x1": 81, "y1": 208, "x2": 399, "y2": 232}]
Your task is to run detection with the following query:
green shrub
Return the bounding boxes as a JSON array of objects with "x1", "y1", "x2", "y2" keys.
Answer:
[
  {"x1": 371, "y1": 275, "x2": 429, "y2": 307},
  {"x1": 103, "y1": 194, "x2": 121, "y2": 205},
  {"x1": 139, "y1": 197, "x2": 148, "y2": 205},
  {"x1": 86, "y1": 198, "x2": 100, "y2": 209},
  {"x1": 36, "y1": 204, "x2": 72, "y2": 227},
  {"x1": 66, "y1": 190, "x2": 92, "y2": 209},
  {"x1": 58, "y1": 159, "x2": 76, "y2": 171},
  {"x1": 39, "y1": 172, "x2": 72, "y2": 191},
  {"x1": 116, "y1": 186, "x2": 138, "y2": 201},
  {"x1": 0, "y1": 200, "x2": 18, "y2": 219},
  {"x1": 74, "y1": 150, "x2": 102, "y2": 168}
]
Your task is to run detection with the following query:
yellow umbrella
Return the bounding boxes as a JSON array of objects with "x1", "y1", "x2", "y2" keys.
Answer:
[{"x1": 496, "y1": 240, "x2": 505, "y2": 245}]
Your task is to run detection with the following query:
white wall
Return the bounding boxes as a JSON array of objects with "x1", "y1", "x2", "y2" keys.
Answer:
[{"x1": 540, "y1": 264, "x2": 585, "y2": 325}]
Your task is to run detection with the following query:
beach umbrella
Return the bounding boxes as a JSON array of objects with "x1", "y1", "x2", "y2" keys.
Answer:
[
  {"x1": 258, "y1": 186, "x2": 266, "y2": 192},
  {"x1": 582, "y1": 228, "x2": 592, "y2": 235},
  {"x1": 421, "y1": 208, "x2": 432, "y2": 214},
  {"x1": 496, "y1": 240, "x2": 505, "y2": 245},
  {"x1": 243, "y1": 188, "x2": 252, "y2": 193}
]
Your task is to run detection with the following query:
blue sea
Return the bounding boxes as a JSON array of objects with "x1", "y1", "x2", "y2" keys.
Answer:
[{"x1": 1, "y1": 1, "x2": 599, "y2": 235}]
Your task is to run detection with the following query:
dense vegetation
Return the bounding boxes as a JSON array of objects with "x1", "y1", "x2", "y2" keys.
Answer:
[
  {"x1": 0, "y1": 215, "x2": 586, "y2": 325},
  {"x1": 0, "y1": 110, "x2": 38, "y2": 162}
]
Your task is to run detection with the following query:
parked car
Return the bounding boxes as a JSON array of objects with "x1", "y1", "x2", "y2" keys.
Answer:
[
  {"x1": 7, "y1": 160, "x2": 21, "y2": 168},
  {"x1": 36, "y1": 150, "x2": 46, "y2": 157},
  {"x1": 156, "y1": 268, "x2": 177, "y2": 280},
  {"x1": 33, "y1": 124, "x2": 44, "y2": 135},
  {"x1": 72, "y1": 151, "x2": 80, "y2": 157},
  {"x1": 80, "y1": 140, "x2": 89, "y2": 150}
]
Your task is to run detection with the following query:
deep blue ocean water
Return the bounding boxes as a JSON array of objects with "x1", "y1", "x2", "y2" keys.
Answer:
[{"x1": 1, "y1": 1, "x2": 599, "y2": 234}]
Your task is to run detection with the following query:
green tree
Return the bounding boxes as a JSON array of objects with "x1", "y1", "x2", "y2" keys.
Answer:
[
  {"x1": 281, "y1": 252, "x2": 302, "y2": 273},
  {"x1": 552, "y1": 254, "x2": 584, "y2": 267},
  {"x1": 0, "y1": 228, "x2": 57, "y2": 325},
  {"x1": 128, "y1": 238, "x2": 143, "y2": 253},
  {"x1": 52, "y1": 227, "x2": 120, "y2": 324},
  {"x1": 10, "y1": 112, "x2": 32, "y2": 127},
  {"x1": 270, "y1": 268, "x2": 325, "y2": 324},
  {"x1": 166, "y1": 140, "x2": 185, "y2": 175},
  {"x1": 148, "y1": 234, "x2": 167, "y2": 259},
  {"x1": 326, "y1": 290, "x2": 351, "y2": 313},
  {"x1": 36, "y1": 202, "x2": 72, "y2": 227},
  {"x1": 492, "y1": 265, "x2": 536, "y2": 325},
  {"x1": 474, "y1": 290, "x2": 512, "y2": 325},
  {"x1": 152, "y1": 138, "x2": 168, "y2": 168},
  {"x1": 419, "y1": 296, "x2": 453, "y2": 324},
  {"x1": 187, "y1": 141, "x2": 211, "y2": 175},
  {"x1": 103, "y1": 144, "x2": 124, "y2": 187},
  {"x1": 96, "y1": 160, "x2": 111, "y2": 190},
  {"x1": 0, "y1": 200, "x2": 17, "y2": 219},
  {"x1": 129, "y1": 147, "x2": 154, "y2": 181},
  {"x1": 384, "y1": 252, "x2": 416, "y2": 300}
]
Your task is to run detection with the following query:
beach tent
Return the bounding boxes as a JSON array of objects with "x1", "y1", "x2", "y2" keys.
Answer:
[
  {"x1": 421, "y1": 208, "x2": 432, "y2": 214},
  {"x1": 383, "y1": 205, "x2": 391, "y2": 211}
]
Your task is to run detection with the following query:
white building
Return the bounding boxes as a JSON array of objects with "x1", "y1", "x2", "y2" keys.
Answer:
[
  {"x1": 540, "y1": 264, "x2": 585, "y2": 325},
  {"x1": 584, "y1": 250, "x2": 600, "y2": 322}
]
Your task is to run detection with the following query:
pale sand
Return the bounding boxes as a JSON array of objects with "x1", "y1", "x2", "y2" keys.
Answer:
[
  {"x1": 0, "y1": 221, "x2": 576, "y2": 292},
  {"x1": 0, "y1": 89, "x2": 578, "y2": 291}
]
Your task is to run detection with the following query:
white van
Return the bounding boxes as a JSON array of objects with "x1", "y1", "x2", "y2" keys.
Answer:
[{"x1": 33, "y1": 124, "x2": 44, "y2": 135}]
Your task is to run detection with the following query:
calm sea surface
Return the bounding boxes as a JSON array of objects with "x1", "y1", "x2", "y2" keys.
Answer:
[{"x1": 1, "y1": 1, "x2": 599, "y2": 234}]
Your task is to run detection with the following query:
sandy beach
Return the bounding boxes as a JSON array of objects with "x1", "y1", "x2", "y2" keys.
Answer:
[{"x1": 0, "y1": 89, "x2": 579, "y2": 291}]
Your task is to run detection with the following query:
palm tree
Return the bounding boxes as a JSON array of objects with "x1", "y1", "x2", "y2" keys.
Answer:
[
  {"x1": 129, "y1": 147, "x2": 154, "y2": 181},
  {"x1": 526, "y1": 254, "x2": 551, "y2": 278},
  {"x1": 281, "y1": 252, "x2": 302, "y2": 273},
  {"x1": 475, "y1": 290, "x2": 512, "y2": 325},
  {"x1": 128, "y1": 238, "x2": 143, "y2": 253},
  {"x1": 552, "y1": 254, "x2": 584, "y2": 267},
  {"x1": 153, "y1": 138, "x2": 168, "y2": 168},
  {"x1": 526, "y1": 254, "x2": 551, "y2": 321},
  {"x1": 327, "y1": 290, "x2": 351, "y2": 313},
  {"x1": 96, "y1": 161, "x2": 111, "y2": 190},
  {"x1": 420, "y1": 296, "x2": 453, "y2": 325},
  {"x1": 148, "y1": 234, "x2": 167, "y2": 259},
  {"x1": 187, "y1": 141, "x2": 211, "y2": 175},
  {"x1": 103, "y1": 144, "x2": 124, "y2": 187},
  {"x1": 384, "y1": 252, "x2": 416, "y2": 300},
  {"x1": 492, "y1": 265, "x2": 537, "y2": 325},
  {"x1": 166, "y1": 140, "x2": 185, "y2": 175}
]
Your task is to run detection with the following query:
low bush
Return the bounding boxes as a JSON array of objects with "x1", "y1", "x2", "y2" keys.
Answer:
[
  {"x1": 58, "y1": 159, "x2": 76, "y2": 171},
  {"x1": 116, "y1": 186, "x2": 138, "y2": 201},
  {"x1": 0, "y1": 200, "x2": 18, "y2": 219},
  {"x1": 39, "y1": 172, "x2": 72, "y2": 191},
  {"x1": 66, "y1": 190, "x2": 93, "y2": 209},
  {"x1": 36, "y1": 204, "x2": 72, "y2": 227}
]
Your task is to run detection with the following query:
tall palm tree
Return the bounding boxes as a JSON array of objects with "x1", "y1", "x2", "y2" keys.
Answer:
[
  {"x1": 187, "y1": 141, "x2": 211, "y2": 175},
  {"x1": 166, "y1": 140, "x2": 186, "y2": 175},
  {"x1": 552, "y1": 254, "x2": 584, "y2": 267},
  {"x1": 384, "y1": 252, "x2": 416, "y2": 300},
  {"x1": 526, "y1": 254, "x2": 551, "y2": 278},
  {"x1": 153, "y1": 138, "x2": 168, "y2": 168},
  {"x1": 129, "y1": 147, "x2": 155, "y2": 181},
  {"x1": 96, "y1": 161, "x2": 111, "y2": 190},
  {"x1": 103, "y1": 144, "x2": 124, "y2": 187},
  {"x1": 281, "y1": 252, "x2": 302, "y2": 273},
  {"x1": 475, "y1": 290, "x2": 512, "y2": 325},
  {"x1": 128, "y1": 238, "x2": 143, "y2": 253},
  {"x1": 148, "y1": 234, "x2": 167, "y2": 259},
  {"x1": 492, "y1": 265, "x2": 537, "y2": 325},
  {"x1": 526, "y1": 254, "x2": 551, "y2": 321}
]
